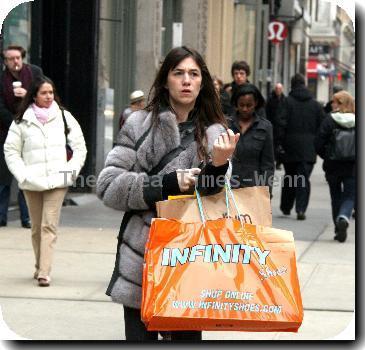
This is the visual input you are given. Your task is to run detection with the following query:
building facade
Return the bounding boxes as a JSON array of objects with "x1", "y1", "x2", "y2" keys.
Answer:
[{"x1": 307, "y1": 0, "x2": 355, "y2": 104}]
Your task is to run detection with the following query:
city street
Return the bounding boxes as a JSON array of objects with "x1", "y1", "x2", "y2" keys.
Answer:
[
  {"x1": 0, "y1": 160, "x2": 355, "y2": 341},
  {"x1": 0, "y1": 0, "x2": 356, "y2": 345}
]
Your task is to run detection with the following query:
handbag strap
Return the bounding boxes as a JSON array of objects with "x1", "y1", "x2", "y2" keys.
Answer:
[
  {"x1": 148, "y1": 130, "x2": 195, "y2": 176},
  {"x1": 60, "y1": 108, "x2": 70, "y2": 139}
]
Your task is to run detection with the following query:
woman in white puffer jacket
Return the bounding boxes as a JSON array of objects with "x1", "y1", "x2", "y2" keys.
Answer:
[{"x1": 4, "y1": 76, "x2": 87, "y2": 286}]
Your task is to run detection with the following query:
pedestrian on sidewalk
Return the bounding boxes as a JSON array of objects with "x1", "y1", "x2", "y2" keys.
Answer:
[
  {"x1": 229, "y1": 83, "x2": 274, "y2": 194},
  {"x1": 323, "y1": 85, "x2": 343, "y2": 114},
  {"x1": 212, "y1": 75, "x2": 234, "y2": 117},
  {"x1": 315, "y1": 90, "x2": 355, "y2": 243},
  {"x1": 4, "y1": 76, "x2": 87, "y2": 287},
  {"x1": 0, "y1": 45, "x2": 43, "y2": 228},
  {"x1": 226, "y1": 60, "x2": 266, "y2": 119},
  {"x1": 119, "y1": 90, "x2": 146, "y2": 130},
  {"x1": 266, "y1": 82, "x2": 286, "y2": 170},
  {"x1": 276, "y1": 73, "x2": 326, "y2": 220},
  {"x1": 96, "y1": 46, "x2": 239, "y2": 341}
]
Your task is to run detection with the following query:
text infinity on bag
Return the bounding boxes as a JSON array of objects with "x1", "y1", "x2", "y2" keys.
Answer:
[{"x1": 161, "y1": 243, "x2": 270, "y2": 267}]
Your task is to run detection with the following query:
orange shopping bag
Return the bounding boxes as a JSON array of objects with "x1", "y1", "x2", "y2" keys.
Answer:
[{"x1": 141, "y1": 183, "x2": 303, "y2": 332}]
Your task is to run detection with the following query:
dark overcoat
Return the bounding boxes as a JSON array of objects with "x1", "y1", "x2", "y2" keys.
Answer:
[{"x1": 275, "y1": 86, "x2": 326, "y2": 163}]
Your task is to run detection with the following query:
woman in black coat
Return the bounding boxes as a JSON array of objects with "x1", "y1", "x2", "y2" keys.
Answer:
[
  {"x1": 314, "y1": 91, "x2": 355, "y2": 243},
  {"x1": 229, "y1": 84, "x2": 275, "y2": 193}
]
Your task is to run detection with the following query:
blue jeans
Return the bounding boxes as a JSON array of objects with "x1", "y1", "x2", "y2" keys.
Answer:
[
  {"x1": 326, "y1": 175, "x2": 355, "y2": 225},
  {"x1": 0, "y1": 184, "x2": 29, "y2": 223}
]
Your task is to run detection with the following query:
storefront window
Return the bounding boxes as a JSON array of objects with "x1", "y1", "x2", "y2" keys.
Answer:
[{"x1": 2, "y1": 3, "x2": 31, "y2": 58}]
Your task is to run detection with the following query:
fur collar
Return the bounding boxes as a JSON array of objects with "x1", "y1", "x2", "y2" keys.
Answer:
[
  {"x1": 122, "y1": 109, "x2": 182, "y2": 173},
  {"x1": 117, "y1": 109, "x2": 225, "y2": 174}
]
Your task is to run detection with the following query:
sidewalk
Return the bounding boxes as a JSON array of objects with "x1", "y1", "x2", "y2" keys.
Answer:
[{"x1": 0, "y1": 181, "x2": 355, "y2": 341}]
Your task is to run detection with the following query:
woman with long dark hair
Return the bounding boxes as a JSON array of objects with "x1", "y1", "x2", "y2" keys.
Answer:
[
  {"x1": 4, "y1": 76, "x2": 87, "y2": 287},
  {"x1": 96, "y1": 46, "x2": 239, "y2": 341}
]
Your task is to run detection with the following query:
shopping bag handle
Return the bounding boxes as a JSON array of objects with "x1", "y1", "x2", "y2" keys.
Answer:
[
  {"x1": 195, "y1": 176, "x2": 244, "y2": 228},
  {"x1": 195, "y1": 183, "x2": 206, "y2": 225},
  {"x1": 224, "y1": 176, "x2": 245, "y2": 229}
]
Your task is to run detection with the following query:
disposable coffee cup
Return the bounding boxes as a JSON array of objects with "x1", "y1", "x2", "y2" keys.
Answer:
[{"x1": 12, "y1": 81, "x2": 22, "y2": 89}]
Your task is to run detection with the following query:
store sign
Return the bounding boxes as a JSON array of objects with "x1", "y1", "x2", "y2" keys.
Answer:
[
  {"x1": 268, "y1": 21, "x2": 288, "y2": 43},
  {"x1": 309, "y1": 44, "x2": 330, "y2": 56}
]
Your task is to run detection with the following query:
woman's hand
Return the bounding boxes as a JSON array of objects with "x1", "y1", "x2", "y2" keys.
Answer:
[
  {"x1": 211, "y1": 129, "x2": 240, "y2": 167},
  {"x1": 176, "y1": 168, "x2": 201, "y2": 192}
]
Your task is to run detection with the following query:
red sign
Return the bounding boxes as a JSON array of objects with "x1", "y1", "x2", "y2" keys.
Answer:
[{"x1": 268, "y1": 21, "x2": 288, "y2": 43}]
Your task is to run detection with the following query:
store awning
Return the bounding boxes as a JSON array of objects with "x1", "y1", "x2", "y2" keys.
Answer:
[{"x1": 307, "y1": 59, "x2": 318, "y2": 79}]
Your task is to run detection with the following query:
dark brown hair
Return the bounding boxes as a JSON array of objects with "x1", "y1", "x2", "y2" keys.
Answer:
[
  {"x1": 231, "y1": 60, "x2": 251, "y2": 77},
  {"x1": 232, "y1": 83, "x2": 266, "y2": 110},
  {"x1": 16, "y1": 76, "x2": 62, "y2": 123},
  {"x1": 146, "y1": 46, "x2": 226, "y2": 160},
  {"x1": 291, "y1": 73, "x2": 305, "y2": 89},
  {"x1": 2, "y1": 45, "x2": 26, "y2": 59},
  {"x1": 212, "y1": 75, "x2": 224, "y2": 89}
]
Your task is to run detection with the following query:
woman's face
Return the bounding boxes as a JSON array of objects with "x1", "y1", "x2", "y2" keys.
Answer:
[
  {"x1": 213, "y1": 79, "x2": 220, "y2": 93},
  {"x1": 166, "y1": 57, "x2": 202, "y2": 108},
  {"x1": 236, "y1": 94, "x2": 257, "y2": 120},
  {"x1": 331, "y1": 98, "x2": 340, "y2": 112},
  {"x1": 35, "y1": 83, "x2": 54, "y2": 108}
]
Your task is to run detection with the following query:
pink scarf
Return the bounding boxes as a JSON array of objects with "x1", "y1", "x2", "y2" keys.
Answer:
[{"x1": 31, "y1": 101, "x2": 58, "y2": 125}]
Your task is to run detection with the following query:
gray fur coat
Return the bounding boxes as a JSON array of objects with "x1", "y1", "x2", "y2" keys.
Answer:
[{"x1": 96, "y1": 109, "x2": 225, "y2": 309}]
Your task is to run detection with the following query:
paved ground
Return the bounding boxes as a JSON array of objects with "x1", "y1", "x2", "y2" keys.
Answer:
[{"x1": 0, "y1": 161, "x2": 355, "y2": 343}]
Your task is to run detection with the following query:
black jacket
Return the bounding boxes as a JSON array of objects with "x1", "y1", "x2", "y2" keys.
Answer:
[
  {"x1": 229, "y1": 114, "x2": 274, "y2": 191},
  {"x1": 266, "y1": 91, "x2": 286, "y2": 125},
  {"x1": 219, "y1": 88, "x2": 235, "y2": 117},
  {"x1": 276, "y1": 86, "x2": 325, "y2": 163},
  {"x1": 314, "y1": 115, "x2": 355, "y2": 178},
  {"x1": 266, "y1": 92, "x2": 286, "y2": 149}
]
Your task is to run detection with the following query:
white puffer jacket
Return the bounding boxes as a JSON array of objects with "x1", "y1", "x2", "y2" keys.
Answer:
[{"x1": 4, "y1": 103, "x2": 87, "y2": 191}]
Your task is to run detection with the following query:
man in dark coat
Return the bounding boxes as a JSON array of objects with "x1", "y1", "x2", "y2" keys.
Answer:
[
  {"x1": 0, "y1": 45, "x2": 43, "y2": 228},
  {"x1": 276, "y1": 73, "x2": 325, "y2": 220},
  {"x1": 323, "y1": 85, "x2": 343, "y2": 113},
  {"x1": 266, "y1": 83, "x2": 286, "y2": 169}
]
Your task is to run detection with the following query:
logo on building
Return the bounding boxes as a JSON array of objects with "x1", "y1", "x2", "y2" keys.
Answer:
[{"x1": 268, "y1": 21, "x2": 288, "y2": 43}]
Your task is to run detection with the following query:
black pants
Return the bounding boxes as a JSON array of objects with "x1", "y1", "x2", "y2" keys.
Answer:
[
  {"x1": 123, "y1": 306, "x2": 202, "y2": 342},
  {"x1": 280, "y1": 161, "x2": 314, "y2": 214}
]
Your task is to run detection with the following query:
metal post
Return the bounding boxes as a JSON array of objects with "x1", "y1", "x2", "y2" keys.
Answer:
[
  {"x1": 254, "y1": 0, "x2": 262, "y2": 86},
  {"x1": 262, "y1": 3, "x2": 269, "y2": 97},
  {"x1": 283, "y1": 30, "x2": 290, "y2": 92},
  {"x1": 273, "y1": 43, "x2": 279, "y2": 85}
]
